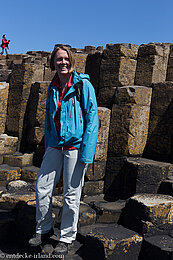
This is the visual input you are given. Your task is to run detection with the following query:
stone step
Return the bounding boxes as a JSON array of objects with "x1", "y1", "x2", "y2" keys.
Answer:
[
  {"x1": 105, "y1": 156, "x2": 173, "y2": 201},
  {"x1": 82, "y1": 180, "x2": 104, "y2": 196},
  {"x1": 0, "y1": 192, "x2": 35, "y2": 210},
  {"x1": 3, "y1": 152, "x2": 33, "y2": 167},
  {"x1": 0, "y1": 134, "x2": 18, "y2": 156},
  {"x1": 139, "y1": 235, "x2": 173, "y2": 260},
  {"x1": 122, "y1": 157, "x2": 173, "y2": 199},
  {"x1": 77, "y1": 223, "x2": 143, "y2": 260},
  {"x1": 0, "y1": 164, "x2": 21, "y2": 186},
  {"x1": 21, "y1": 165, "x2": 39, "y2": 182},
  {"x1": 83, "y1": 194, "x2": 126, "y2": 224},
  {"x1": 119, "y1": 193, "x2": 173, "y2": 237},
  {"x1": 7, "y1": 180, "x2": 32, "y2": 193}
]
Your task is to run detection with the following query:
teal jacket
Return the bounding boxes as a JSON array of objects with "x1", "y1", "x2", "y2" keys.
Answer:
[{"x1": 45, "y1": 71, "x2": 99, "y2": 163}]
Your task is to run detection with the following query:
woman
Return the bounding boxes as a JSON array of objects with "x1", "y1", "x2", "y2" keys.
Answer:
[
  {"x1": 1, "y1": 34, "x2": 10, "y2": 55},
  {"x1": 29, "y1": 45, "x2": 98, "y2": 255}
]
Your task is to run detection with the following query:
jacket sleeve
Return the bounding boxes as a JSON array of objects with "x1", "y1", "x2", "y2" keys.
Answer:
[
  {"x1": 80, "y1": 80, "x2": 99, "y2": 163},
  {"x1": 44, "y1": 86, "x2": 51, "y2": 150}
]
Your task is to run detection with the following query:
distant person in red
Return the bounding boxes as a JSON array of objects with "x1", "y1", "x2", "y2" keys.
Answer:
[{"x1": 1, "y1": 34, "x2": 10, "y2": 55}]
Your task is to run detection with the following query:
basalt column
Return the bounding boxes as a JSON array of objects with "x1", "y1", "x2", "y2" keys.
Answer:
[
  {"x1": 0, "y1": 82, "x2": 9, "y2": 134},
  {"x1": 108, "y1": 86, "x2": 152, "y2": 156},
  {"x1": 83, "y1": 107, "x2": 111, "y2": 196},
  {"x1": 98, "y1": 43, "x2": 139, "y2": 108},
  {"x1": 24, "y1": 81, "x2": 50, "y2": 166},
  {"x1": 144, "y1": 82, "x2": 173, "y2": 163},
  {"x1": 135, "y1": 43, "x2": 170, "y2": 86},
  {"x1": 166, "y1": 44, "x2": 173, "y2": 81},
  {"x1": 105, "y1": 86, "x2": 152, "y2": 200},
  {"x1": 6, "y1": 63, "x2": 44, "y2": 149}
]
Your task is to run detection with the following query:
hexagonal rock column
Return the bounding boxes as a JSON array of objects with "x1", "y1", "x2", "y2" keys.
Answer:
[
  {"x1": 0, "y1": 134, "x2": 18, "y2": 155},
  {"x1": 98, "y1": 43, "x2": 139, "y2": 108},
  {"x1": 0, "y1": 82, "x2": 9, "y2": 134},
  {"x1": 144, "y1": 82, "x2": 173, "y2": 162},
  {"x1": 6, "y1": 63, "x2": 44, "y2": 144},
  {"x1": 21, "y1": 165, "x2": 39, "y2": 182},
  {"x1": 3, "y1": 152, "x2": 33, "y2": 167},
  {"x1": 72, "y1": 52, "x2": 88, "y2": 74},
  {"x1": 78, "y1": 223, "x2": 143, "y2": 260},
  {"x1": 119, "y1": 194, "x2": 173, "y2": 236},
  {"x1": 83, "y1": 107, "x2": 111, "y2": 196},
  {"x1": 104, "y1": 157, "x2": 173, "y2": 201},
  {"x1": 108, "y1": 86, "x2": 152, "y2": 156},
  {"x1": 135, "y1": 42, "x2": 170, "y2": 86},
  {"x1": 23, "y1": 81, "x2": 50, "y2": 156},
  {"x1": 122, "y1": 158, "x2": 173, "y2": 199}
]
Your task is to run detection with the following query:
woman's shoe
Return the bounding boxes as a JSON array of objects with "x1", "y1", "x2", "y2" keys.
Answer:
[{"x1": 29, "y1": 228, "x2": 54, "y2": 246}]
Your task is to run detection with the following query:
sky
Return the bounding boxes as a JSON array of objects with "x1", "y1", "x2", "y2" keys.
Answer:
[{"x1": 1, "y1": 0, "x2": 173, "y2": 54}]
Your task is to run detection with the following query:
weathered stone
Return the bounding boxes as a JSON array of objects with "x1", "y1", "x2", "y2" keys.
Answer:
[
  {"x1": 166, "y1": 45, "x2": 173, "y2": 81},
  {"x1": 6, "y1": 64, "x2": 44, "y2": 143},
  {"x1": 120, "y1": 194, "x2": 173, "y2": 236},
  {"x1": 84, "y1": 46, "x2": 96, "y2": 54},
  {"x1": 139, "y1": 235, "x2": 173, "y2": 260},
  {"x1": 3, "y1": 152, "x2": 33, "y2": 167},
  {"x1": 7, "y1": 180, "x2": 30, "y2": 193},
  {"x1": 44, "y1": 66, "x2": 56, "y2": 81},
  {"x1": 95, "y1": 107, "x2": 111, "y2": 161},
  {"x1": 121, "y1": 157, "x2": 173, "y2": 199},
  {"x1": 0, "y1": 164, "x2": 21, "y2": 186},
  {"x1": 0, "y1": 192, "x2": 35, "y2": 209},
  {"x1": 0, "y1": 69, "x2": 11, "y2": 82},
  {"x1": 73, "y1": 53, "x2": 87, "y2": 73},
  {"x1": 97, "y1": 86, "x2": 116, "y2": 108},
  {"x1": 144, "y1": 82, "x2": 173, "y2": 162},
  {"x1": 21, "y1": 165, "x2": 39, "y2": 182},
  {"x1": 78, "y1": 223, "x2": 143, "y2": 260},
  {"x1": 109, "y1": 86, "x2": 152, "y2": 156},
  {"x1": 83, "y1": 195, "x2": 126, "y2": 224},
  {"x1": 78, "y1": 201, "x2": 96, "y2": 227},
  {"x1": 82, "y1": 181, "x2": 104, "y2": 196},
  {"x1": 135, "y1": 43, "x2": 170, "y2": 86},
  {"x1": 85, "y1": 161, "x2": 106, "y2": 181},
  {"x1": 0, "y1": 134, "x2": 18, "y2": 155},
  {"x1": 24, "y1": 81, "x2": 50, "y2": 153},
  {"x1": 98, "y1": 43, "x2": 139, "y2": 107},
  {"x1": 0, "y1": 82, "x2": 9, "y2": 134}
]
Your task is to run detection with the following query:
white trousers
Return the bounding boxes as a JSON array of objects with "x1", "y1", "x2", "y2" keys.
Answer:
[{"x1": 36, "y1": 147, "x2": 87, "y2": 243}]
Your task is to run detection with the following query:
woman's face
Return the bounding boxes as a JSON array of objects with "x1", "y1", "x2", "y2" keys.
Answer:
[{"x1": 54, "y1": 49, "x2": 71, "y2": 77}]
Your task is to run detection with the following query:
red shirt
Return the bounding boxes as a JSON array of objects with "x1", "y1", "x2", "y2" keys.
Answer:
[
  {"x1": 2, "y1": 38, "x2": 8, "y2": 48},
  {"x1": 53, "y1": 74, "x2": 76, "y2": 150}
]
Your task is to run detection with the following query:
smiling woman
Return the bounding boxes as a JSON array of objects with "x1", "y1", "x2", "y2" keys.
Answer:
[{"x1": 28, "y1": 45, "x2": 99, "y2": 256}]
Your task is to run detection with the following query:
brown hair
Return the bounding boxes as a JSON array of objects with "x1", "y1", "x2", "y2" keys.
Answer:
[{"x1": 50, "y1": 45, "x2": 75, "y2": 73}]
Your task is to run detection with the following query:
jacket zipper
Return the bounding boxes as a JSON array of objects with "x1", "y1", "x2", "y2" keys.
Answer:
[
  {"x1": 80, "y1": 108, "x2": 82, "y2": 131},
  {"x1": 70, "y1": 97, "x2": 74, "y2": 118}
]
